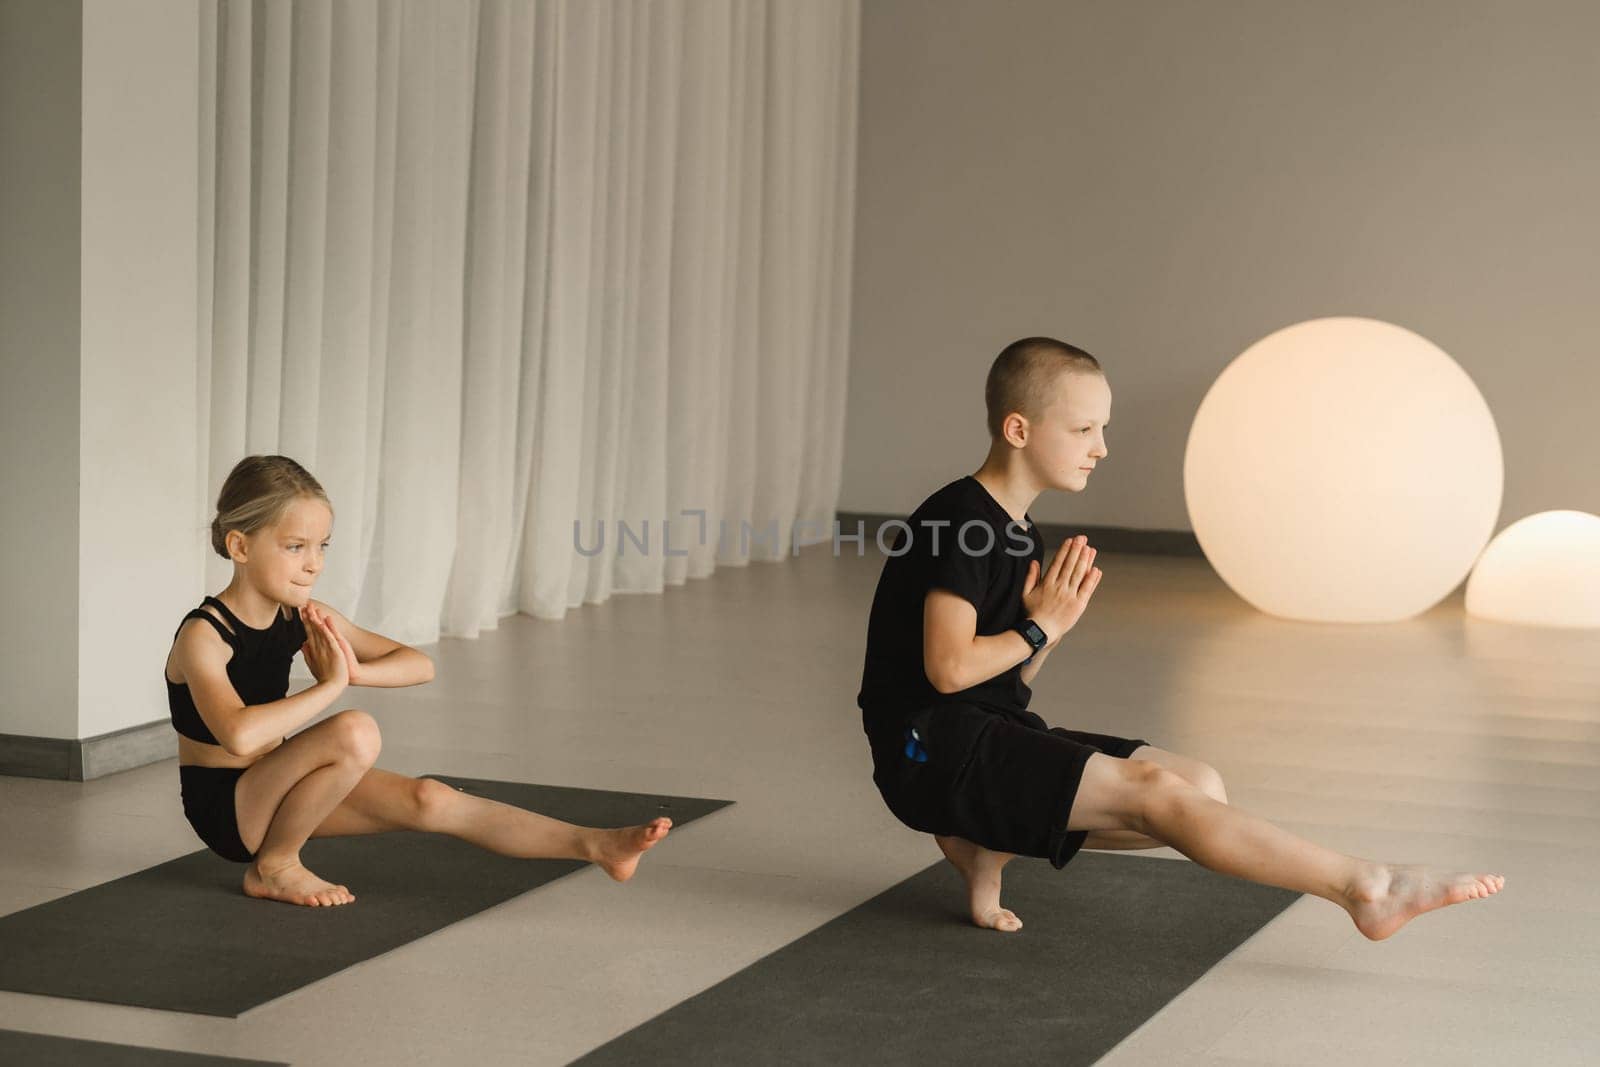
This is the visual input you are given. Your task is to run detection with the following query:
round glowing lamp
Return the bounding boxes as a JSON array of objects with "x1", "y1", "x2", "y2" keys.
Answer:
[
  {"x1": 1465, "y1": 511, "x2": 1600, "y2": 628},
  {"x1": 1184, "y1": 317, "x2": 1502, "y2": 623}
]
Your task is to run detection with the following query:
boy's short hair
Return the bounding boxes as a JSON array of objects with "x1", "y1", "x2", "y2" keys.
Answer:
[{"x1": 984, "y1": 337, "x2": 1102, "y2": 438}]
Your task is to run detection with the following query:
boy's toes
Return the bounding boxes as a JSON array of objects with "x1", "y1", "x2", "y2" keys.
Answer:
[{"x1": 976, "y1": 907, "x2": 1022, "y2": 932}]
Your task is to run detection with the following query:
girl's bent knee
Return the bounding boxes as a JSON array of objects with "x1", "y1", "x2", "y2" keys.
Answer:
[{"x1": 331, "y1": 709, "x2": 382, "y2": 765}]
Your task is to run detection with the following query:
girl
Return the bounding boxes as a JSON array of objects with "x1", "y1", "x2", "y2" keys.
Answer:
[{"x1": 164, "y1": 454, "x2": 671, "y2": 907}]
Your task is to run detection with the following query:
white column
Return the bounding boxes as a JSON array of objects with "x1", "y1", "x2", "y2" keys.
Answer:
[
  {"x1": 0, "y1": 0, "x2": 83, "y2": 741},
  {"x1": 0, "y1": 0, "x2": 200, "y2": 745},
  {"x1": 78, "y1": 0, "x2": 201, "y2": 739}
]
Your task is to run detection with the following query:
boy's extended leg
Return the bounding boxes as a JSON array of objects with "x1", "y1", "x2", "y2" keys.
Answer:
[{"x1": 1077, "y1": 755, "x2": 1506, "y2": 942}]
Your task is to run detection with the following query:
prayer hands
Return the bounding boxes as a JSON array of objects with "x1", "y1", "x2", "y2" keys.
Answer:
[
  {"x1": 300, "y1": 603, "x2": 359, "y2": 687},
  {"x1": 1021, "y1": 535, "x2": 1103, "y2": 645}
]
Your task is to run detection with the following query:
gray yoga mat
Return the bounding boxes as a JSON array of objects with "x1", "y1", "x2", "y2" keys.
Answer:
[
  {"x1": 0, "y1": 1029, "x2": 285, "y2": 1066},
  {"x1": 0, "y1": 776, "x2": 730, "y2": 1018},
  {"x1": 577, "y1": 850, "x2": 1301, "y2": 1066}
]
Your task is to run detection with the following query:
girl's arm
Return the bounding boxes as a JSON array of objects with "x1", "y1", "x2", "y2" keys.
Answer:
[
  {"x1": 307, "y1": 600, "x2": 434, "y2": 687},
  {"x1": 176, "y1": 620, "x2": 347, "y2": 756}
]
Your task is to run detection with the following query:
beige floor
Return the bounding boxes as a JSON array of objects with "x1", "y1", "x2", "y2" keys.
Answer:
[{"x1": 1, "y1": 548, "x2": 1596, "y2": 1065}]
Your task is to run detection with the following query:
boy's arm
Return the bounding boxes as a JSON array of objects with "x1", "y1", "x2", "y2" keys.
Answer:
[
  {"x1": 924, "y1": 537, "x2": 1099, "y2": 695},
  {"x1": 923, "y1": 590, "x2": 1034, "y2": 694},
  {"x1": 1019, "y1": 643, "x2": 1052, "y2": 687}
]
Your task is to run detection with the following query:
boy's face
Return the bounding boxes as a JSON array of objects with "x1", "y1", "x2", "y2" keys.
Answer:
[{"x1": 1023, "y1": 371, "x2": 1111, "y2": 492}]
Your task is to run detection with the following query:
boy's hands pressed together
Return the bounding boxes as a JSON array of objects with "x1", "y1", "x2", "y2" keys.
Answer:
[{"x1": 1023, "y1": 535, "x2": 1102, "y2": 646}]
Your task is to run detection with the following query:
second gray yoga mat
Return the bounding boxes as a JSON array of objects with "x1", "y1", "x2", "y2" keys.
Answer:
[
  {"x1": 0, "y1": 1029, "x2": 285, "y2": 1067},
  {"x1": 578, "y1": 850, "x2": 1301, "y2": 1065},
  {"x1": 0, "y1": 776, "x2": 730, "y2": 1017}
]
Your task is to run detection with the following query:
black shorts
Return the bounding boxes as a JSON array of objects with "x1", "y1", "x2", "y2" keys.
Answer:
[
  {"x1": 179, "y1": 765, "x2": 256, "y2": 864},
  {"x1": 866, "y1": 702, "x2": 1150, "y2": 870}
]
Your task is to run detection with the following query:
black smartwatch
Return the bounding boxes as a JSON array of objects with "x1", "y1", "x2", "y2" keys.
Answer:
[{"x1": 1014, "y1": 618, "x2": 1048, "y2": 664}]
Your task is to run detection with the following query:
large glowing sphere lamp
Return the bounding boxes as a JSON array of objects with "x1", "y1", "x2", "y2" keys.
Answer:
[
  {"x1": 1465, "y1": 511, "x2": 1600, "y2": 628},
  {"x1": 1184, "y1": 317, "x2": 1502, "y2": 623}
]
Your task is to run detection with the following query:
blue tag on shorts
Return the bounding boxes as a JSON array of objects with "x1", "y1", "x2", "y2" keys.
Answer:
[{"x1": 904, "y1": 726, "x2": 929, "y2": 763}]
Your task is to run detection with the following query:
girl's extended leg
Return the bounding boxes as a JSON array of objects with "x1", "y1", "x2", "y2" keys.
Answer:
[{"x1": 311, "y1": 768, "x2": 671, "y2": 882}]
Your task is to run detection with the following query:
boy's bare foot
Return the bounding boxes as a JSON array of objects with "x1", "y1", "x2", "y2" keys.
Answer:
[
  {"x1": 243, "y1": 857, "x2": 354, "y2": 907},
  {"x1": 936, "y1": 834, "x2": 1022, "y2": 932},
  {"x1": 592, "y1": 817, "x2": 673, "y2": 882},
  {"x1": 1343, "y1": 861, "x2": 1505, "y2": 941}
]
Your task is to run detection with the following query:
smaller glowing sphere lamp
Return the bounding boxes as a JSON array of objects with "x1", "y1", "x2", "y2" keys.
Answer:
[
  {"x1": 1184, "y1": 317, "x2": 1503, "y2": 623},
  {"x1": 1465, "y1": 511, "x2": 1600, "y2": 628}
]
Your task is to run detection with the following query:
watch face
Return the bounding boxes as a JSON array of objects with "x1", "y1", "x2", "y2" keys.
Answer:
[{"x1": 1023, "y1": 621, "x2": 1046, "y2": 645}]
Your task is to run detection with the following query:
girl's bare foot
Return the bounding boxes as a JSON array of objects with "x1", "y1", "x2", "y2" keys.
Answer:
[
  {"x1": 936, "y1": 834, "x2": 1022, "y2": 932},
  {"x1": 592, "y1": 817, "x2": 672, "y2": 882},
  {"x1": 1344, "y1": 861, "x2": 1505, "y2": 941},
  {"x1": 243, "y1": 857, "x2": 355, "y2": 907}
]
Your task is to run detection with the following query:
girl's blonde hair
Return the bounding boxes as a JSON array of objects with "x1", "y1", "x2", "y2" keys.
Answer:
[{"x1": 210, "y1": 455, "x2": 331, "y2": 561}]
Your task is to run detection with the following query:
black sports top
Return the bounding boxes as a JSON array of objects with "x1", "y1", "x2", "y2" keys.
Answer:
[
  {"x1": 165, "y1": 595, "x2": 307, "y2": 746},
  {"x1": 857, "y1": 475, "x2": 1047, "y2": 737}
]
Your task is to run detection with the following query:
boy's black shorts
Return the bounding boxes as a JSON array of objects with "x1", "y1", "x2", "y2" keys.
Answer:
[{"x1": 866, "y1": 702, "x2": 1150, "y2": 871}]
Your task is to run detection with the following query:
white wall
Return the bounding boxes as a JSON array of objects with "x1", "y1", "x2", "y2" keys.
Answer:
[
  {"x1": 78, "y1": 0, "x2": 200, "y2": 739},
  {"x1": 843, "y1": 0, "x2": 1600, "y2": 531},
  {"x1": 0, "y1": 0, "x2": 198, "y2": 742},
  {"x1": 0, "y1": 0, "x2": 82, "y2": 739}
]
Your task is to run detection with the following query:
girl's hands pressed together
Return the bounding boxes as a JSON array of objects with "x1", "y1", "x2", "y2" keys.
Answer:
[
  {"x1": 1021, "y1": 534, "x2": 1103, "y2": 646},
  {"x1": 300, "y1": 604, "x2": 353, "y2": 688}
]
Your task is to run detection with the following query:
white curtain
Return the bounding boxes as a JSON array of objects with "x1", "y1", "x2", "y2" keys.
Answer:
[{"x1": 197, "y1": 0, "x2": 859, "y2": 643}]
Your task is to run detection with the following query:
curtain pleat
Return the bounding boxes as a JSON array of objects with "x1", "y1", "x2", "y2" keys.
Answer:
[{"x1": 200, "y1": 0, "x2": 860, "y2": 642}]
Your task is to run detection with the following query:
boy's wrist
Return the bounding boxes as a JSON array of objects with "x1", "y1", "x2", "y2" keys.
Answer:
[{"x1": 1014, "y1": 618, "x2": 1049, "y2": 661}]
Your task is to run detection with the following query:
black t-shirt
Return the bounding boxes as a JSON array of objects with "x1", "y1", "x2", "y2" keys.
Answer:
[{"x1": 857, "y1": 475, "x2": 1047, "y2": 737}]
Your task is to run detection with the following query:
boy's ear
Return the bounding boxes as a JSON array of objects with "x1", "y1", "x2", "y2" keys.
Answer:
[{"x1": 1002, "y1": 412, "x2": 1029, "y2": 448}]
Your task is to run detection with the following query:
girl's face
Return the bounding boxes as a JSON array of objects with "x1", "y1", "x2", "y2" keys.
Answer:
[
  {"x1": 1025, "y1": 371, "x2": 1111, "y2": 492},
  {"x1": 239, "y1": 496, "x2": 333, "y2": 606}
]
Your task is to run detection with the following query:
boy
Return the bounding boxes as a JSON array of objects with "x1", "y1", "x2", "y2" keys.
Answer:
[{"x1": 856, "y1": 337, "x2": 1504, "y2": 939}]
